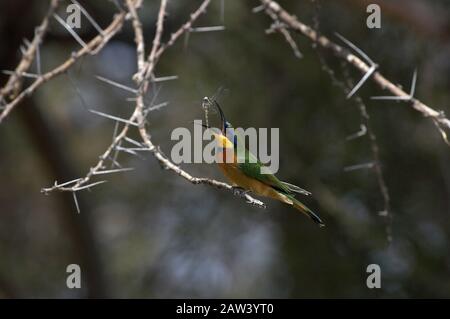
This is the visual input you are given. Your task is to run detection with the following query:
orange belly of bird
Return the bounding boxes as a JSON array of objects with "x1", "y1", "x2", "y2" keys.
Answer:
[{"x1": 217, "y1": 161, "x2": 291, "y2": 205}]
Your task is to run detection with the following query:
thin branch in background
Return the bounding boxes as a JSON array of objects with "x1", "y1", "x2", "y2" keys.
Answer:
[
  {"x1": 109, "y1": 0, "x2": 125, "y2": 12},
  {"x1": 35, "y1": 29, "x2": 42, "y2": 75},
  {"x1": 342, "y1": 65, "x2": 393, "y2": 243},
  {"x1": 433, "y1": 117, "x2": 450, "y2": 147},
  {"x1": 183, "y1": 30, "x2": 191, "y2": 50},
  {"x1": 262, "y1": 8, "x2": 303, "y2": 58},
  {"x1": 311, "y1": 0, "x2": 392, "y2": 242},
  {"x1": 107, "y1": 154, "x2": 122, "y2": 168},
  {"x1": 109, "y1": 121, "x2": 121, "y2": 169},
  {"x1": 67, "y1": 71, "x2": 89, "y2": 110},
  {"x1": 147, "y1": 84, "x2": 162, "y2": 108}
]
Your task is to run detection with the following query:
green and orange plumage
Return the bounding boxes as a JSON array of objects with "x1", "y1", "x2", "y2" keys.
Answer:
[{"x1": 208, "y1": 99, "x2": 324, "y2": 227}]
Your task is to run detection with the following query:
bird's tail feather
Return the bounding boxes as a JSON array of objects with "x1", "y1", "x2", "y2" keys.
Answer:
[{"x1": 291, "y1": 197, "x2": 325, "y2": 227}]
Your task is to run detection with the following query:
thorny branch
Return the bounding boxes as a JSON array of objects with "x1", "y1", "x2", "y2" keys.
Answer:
[
  {"x1": 36, "y1": 0, "x2": 265, "y2": 209},
  {"x1": 258, "y1": 0, "x2": 450, "y2": 145},
  {"x1": 0, "y1": 3, "x2": 128, "y2": 123},
  {"x1": 5, "y1": 0, "x2": 446, "y2": 215},
  {"x1": 0, "y1": 0, "x2": 59, "y2": 102}
]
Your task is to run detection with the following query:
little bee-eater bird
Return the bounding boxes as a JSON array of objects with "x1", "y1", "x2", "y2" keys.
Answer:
[{"x1": 205, "y1": 98, "x2": 324, "y2": 227}]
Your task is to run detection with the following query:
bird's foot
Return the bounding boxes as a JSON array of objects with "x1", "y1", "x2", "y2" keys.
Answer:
[{"x1": 232, "y1": 186, "x2": 249, "y2": 197}]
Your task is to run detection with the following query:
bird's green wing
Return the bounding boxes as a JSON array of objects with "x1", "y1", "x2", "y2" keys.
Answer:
[{"x1": 236, "y1": 146, "x2": 292, "y2": 194}]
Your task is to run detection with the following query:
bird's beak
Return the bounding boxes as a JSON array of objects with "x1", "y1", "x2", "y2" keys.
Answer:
[{"x1": 213, "y1": 100, "x2": 227, "y2": 132}]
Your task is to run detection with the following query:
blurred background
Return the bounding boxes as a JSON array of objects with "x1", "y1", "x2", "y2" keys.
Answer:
[{"x1": 0, "y1": 0, "x2": 449, "y2": 298}]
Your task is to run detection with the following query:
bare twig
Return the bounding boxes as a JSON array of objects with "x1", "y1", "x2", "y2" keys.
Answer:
[{"x1": 262, "y1": 8, "x2": 302, "y2": 58}]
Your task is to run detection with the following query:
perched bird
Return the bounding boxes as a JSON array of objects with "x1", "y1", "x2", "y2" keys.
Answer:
[{"x1": 206, "y1": 98, "x2": 324, "y2": 227}]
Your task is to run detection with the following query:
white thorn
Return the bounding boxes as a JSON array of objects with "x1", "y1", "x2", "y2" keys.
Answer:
[
  {"x1": 190, "y1": 26, "x2": 226, "y2": 33},
  {"x1": 347, "y1": 64, "x2": 376, "y2": 99},
  {"x1": 344, "y1": 161, "x2": 375, "y2": 172},
  {"x1": 93, "y1": 167, "x2": 135, "y2": 175},
  {"x1": 96, "y1": 75, "x2": 138, "y2": 93},
  {"x1": 88, "y1": 109, "x2": 139, "y2": 126},
  {"x1": 152, "y1": 75, "x2": 179, "y2": 83},
  {"x1": 53, "y1": 13, "x2": 88, "y2": 49},
  {"x1": 53, "y1": 178, "x2": 83, "y2": 188},
  {"x1": 72, "y1": 191, "x2": 80, "y2": 214},
  {"x1": 73, "y1": 180, "x2": 107, "y2": 191},
  {"x1": 409, "y1": 68, "x2": 417, "y2": 97},
  {"x1": 124, "y1": 136, "x2": 144, "y2": 147},
  {"x1": 335, "y1": 32, "x2": 375, "y2": 66},
  {"x1": 2, "y1": 70, "x2": 39, "y2": 79}
]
